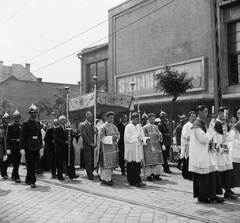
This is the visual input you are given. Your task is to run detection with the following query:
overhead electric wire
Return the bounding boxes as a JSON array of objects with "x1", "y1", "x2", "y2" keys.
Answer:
[
  {"x1": 32, "y1": 0, "x2": 176, "y2": 73},
  {"x1": 0, "y1": 0, "x2": 32, "y2": 28}
]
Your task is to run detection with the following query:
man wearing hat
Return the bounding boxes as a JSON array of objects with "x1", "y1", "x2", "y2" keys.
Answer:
[
  {"x1": 158, "y1": 111, "x2": 172, "y2": 173},
  {"x1": 20, "y1": 104, "x2": 42, "y2": 188},
  {"x1": 6, "y1": 109, "x2": 22, "y2": 183},
  {"x1": 0, "y1": 112, "x2": 11, "y2": 179}
]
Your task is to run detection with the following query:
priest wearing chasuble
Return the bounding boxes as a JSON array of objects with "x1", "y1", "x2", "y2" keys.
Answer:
[
  {"x1": 124, "y1": 112, "x2": 147, "y2": 187},
  {"x1": 99, "y1": 111, "x2": 120, "y2": 186},
  {"x1": 143, "y1": 113, "x2": 163, "y2": 181},
  {"x1": 189, "y1": 105, "x2": 224, "y2": 203}
]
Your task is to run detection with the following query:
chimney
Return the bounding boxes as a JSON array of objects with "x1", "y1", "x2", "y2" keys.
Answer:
[
  {"x1": 25, "y1": 63, "x2": 30, "y2": 73},
  {"x1": 37, "y1": 78, "x2": 42, "y2": 82}
]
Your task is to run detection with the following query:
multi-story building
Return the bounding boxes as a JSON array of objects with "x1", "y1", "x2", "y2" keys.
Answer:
[
  {"x1": 79, "y1": 0, "x2": 240, "y2": 120},
  {"x1": 0, "y1": 62, "x2": 80, "y2": 121}
]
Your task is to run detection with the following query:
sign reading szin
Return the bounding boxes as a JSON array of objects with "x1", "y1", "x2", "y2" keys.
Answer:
[{"x1": 116, "y1": 57, "x2": 205, "y2": 96}]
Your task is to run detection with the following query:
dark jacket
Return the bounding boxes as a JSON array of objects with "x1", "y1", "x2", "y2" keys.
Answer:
[
  {"x1": 7, "y1": 123, "x2": 21, "y2": 150},
  {"x1": 117, "y1": 122, "x2": 126, "y2": 149},
  {"x1": 0, "y1": 128, "x2": 7, "y2": 158},
  {"x1": 158, "y1": 121, "x2": 171, "y2": 145},
  {"x1": 174, "y1": 124, "x2": 183, "y2": 146},
  {"x1": 54, "y1": 125, "x2": 69, "y2": 154},
  {"x1": 80, "y1": 120, "x2": 94, "y2": 150},
  {"x1": 44, "y1": 127, "x2": 56, "y2": 152},
  {"x1": 20, "y1": 119, "x2": 42, "y2": 152}
]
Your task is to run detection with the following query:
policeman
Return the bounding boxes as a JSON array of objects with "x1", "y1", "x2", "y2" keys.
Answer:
[
  {"x1": 0, "y1": 112, "x2": 11, "y2": 179},
  {"x1": 20, "y1": 104, "x2": 42, "y2": 188},
  {"x1": 7, "y1": 109, "x2": 22, "y2": 183}
]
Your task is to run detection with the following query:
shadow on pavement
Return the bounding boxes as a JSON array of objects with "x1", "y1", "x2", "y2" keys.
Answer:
[
  {"x1": 26, "y1": 185, "x2": 51, "y2": 192},
  {"x1": 0, "y1": 189, "x2": 11, "y2": 197}
]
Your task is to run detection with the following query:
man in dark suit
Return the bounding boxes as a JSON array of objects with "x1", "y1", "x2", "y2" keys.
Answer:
[
  {"x1": 54, "y1": 115, "x2": 78, "y2": 180},
  {"x1": 80, "y1": 111, "x2": 97, "y2": 180},
  {"x1": 117, "y1": 114, "x2": 128, "y2": 175},
  {"x1": 44, "y1": 119, "x2": 59, "y2": 179}
]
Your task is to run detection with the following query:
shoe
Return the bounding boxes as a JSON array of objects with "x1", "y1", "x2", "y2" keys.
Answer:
[
  {"x1": 15, "y1": 179, "x2": 21, "y2": 183},
  {"x1": 30, "y1": 183, "x2": 36, "y2": 188},
  {"x1": 52, "y1": 175, "x2": 57, "y2": 179},
  {"x1": 25, "y1": 180, "x2": 31, "y2": 185},
  {"x1": 147, "y1": 176, "x2": 153, "y2": 181},
  {"x1": 210, "y1": 196, "x2": 225, "y2": 203},
  {"x1": 106, "y1": 180, "x2": 113, "y2": 186},
  {"x1": 69, "y1": 175, "x2": 79, "y2": 180},
  {"x1": 88, "y1": 177, "x2": 94, "y2": 180},
  {"x1": 164, "y1": 170, "x2": 172, "y2": 174},
  {"x1": 122, "y1": 172, "x2": 126, "y2": 176},
  {"x1": 137, "y1": 182, "x2": 146, "y2": 187},
  {"x1": 153, "y1": 176, "x2": 162, "y2": 181},
  {"x1": 2, "y1": 175, "x2": 8, "y2": 179},
  {"x1": 58, "y1": 177, "x2": 64, "y2": 181},
  {"x1": 230, "y1": 190, "x2": 235, "y2": 195},
  {"x1": 224, "y1": 192, "x2": 238, "y2": 200},
  {"x1": 198, "y1": 198, "x2": 211, "y2": 203}
]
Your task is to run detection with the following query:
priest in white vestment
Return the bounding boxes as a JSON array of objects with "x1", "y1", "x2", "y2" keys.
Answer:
[
  {"x1": 124, "y1": 112, "x2": 147, "y2": 187},
  {"x1": 189, "y1": 105, "x2": 223, "y2": 203}
]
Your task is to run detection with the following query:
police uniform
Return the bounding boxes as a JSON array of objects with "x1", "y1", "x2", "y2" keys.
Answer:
[
  {"x1": 0, "y1": 127, "x2": 7, "y2": 170},
  {"x1": 7, "y1": 109, "x2": 22, "y2": 182},
  {"x1": 20, "y1": 105, "x2": 42, "y2": 187}
]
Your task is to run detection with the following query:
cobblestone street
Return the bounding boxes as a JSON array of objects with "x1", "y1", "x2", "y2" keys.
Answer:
[{"x1": 1, "y1": 165, "x2": 240, "y2": 223}]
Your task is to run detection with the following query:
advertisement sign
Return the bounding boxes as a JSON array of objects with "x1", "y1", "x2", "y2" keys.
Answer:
[{"x1": 116, "y1": 57, "x2": 205, "y2": 96}]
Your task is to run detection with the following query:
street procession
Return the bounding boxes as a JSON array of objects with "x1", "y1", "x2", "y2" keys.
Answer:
[
  {"x1": 1, "y1": 89, "x2": 240, "y2": 205},
  {"x1": 1, "y1": 0, "x2": 240, "y2": 222}
]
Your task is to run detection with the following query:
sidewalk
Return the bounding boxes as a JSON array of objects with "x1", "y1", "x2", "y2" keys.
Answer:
[{"x1": 0, "y1": 164, "x2": 240, "y2": 223}]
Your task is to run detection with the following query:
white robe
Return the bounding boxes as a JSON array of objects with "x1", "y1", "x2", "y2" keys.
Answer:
[
  {"x1": 229, "y1": 129, "x2": 240, "y2": 163},
  {"x1": 213, "y1": 118, "x2": 233, "y2": 172},
  {"x1": 124, "y1": 123, "x2": 146, "y2": 162},
  {"x1": 189, "y1": 120, "x2": 217, "y2": 174},
  {"x1": 180, "y1": 121, "x2": 192, "y2": 159}
]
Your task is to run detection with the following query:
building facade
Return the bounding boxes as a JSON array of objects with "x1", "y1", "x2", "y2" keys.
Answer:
[
  {"x1": 0, "y1": 62, "x2": 80, "y2": 122},
  {"x1": 79, "y1": 0, "x2": 240, "y2": 120}
]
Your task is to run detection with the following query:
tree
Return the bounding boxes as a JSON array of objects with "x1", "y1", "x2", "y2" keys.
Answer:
[
  {"x1": 0, "y1": 99, "x2": 14, "y2": 115},
  {"x1": 36, "y1": 97, "x2": 54, "y2": 120},
  {"x1": 53, "y1": 87, "x2": 68, "y2": 117},
  {"x1": 155, "y1": 65, "x2": 193, "y2": 135}
]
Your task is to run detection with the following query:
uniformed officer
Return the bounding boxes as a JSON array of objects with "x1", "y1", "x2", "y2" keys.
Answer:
[
  {"x1": 20, "y1": 104, "x2": 42, "y2": 188},
  {"x1": 7, "y1": 109, "x2": 22, "y2": 183},
  {"x1": 0, "y1": 112, "x2": 11, "y2": 179},
  {"x1": 0, "y1": 120, "x2": 7, "y2": 172}
]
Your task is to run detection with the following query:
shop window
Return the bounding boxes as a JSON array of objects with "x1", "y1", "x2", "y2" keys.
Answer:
[
  {"x1": 228, "y1": 21, "x2": 240, "y2": 85},
  {"x1": 87, "y1": 60, "x2": 108, "y2": 92}
]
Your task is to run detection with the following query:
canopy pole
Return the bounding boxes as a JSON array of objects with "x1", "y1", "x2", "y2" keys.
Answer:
[{"x1": 93, "y1": 76, "x2": 98, "y2": 145}]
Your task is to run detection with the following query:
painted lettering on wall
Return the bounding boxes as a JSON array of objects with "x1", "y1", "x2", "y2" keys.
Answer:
[{"x1": 116, "y1": 59, "x2": 204, "y2": 96}]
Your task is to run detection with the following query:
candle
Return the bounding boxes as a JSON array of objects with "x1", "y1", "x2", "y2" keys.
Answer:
[{"x1": 212, "y1": 106, "x2": 214, "y2": 114}]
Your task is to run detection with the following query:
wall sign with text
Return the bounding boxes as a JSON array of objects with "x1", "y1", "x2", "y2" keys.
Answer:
[{"x1": 116, "y1": 57, "x2": 205, "y2": 96}]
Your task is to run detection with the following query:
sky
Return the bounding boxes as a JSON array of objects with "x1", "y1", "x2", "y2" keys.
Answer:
[{"x1": 0, "y1": 0, "x2": 125, "y2": 84}]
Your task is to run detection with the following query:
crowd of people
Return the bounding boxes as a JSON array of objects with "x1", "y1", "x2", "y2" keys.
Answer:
[{"x1": 0, "y1": 103, "x2": 240, "y2": 204}]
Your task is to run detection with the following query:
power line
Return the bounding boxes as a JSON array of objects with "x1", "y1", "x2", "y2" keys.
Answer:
[
  {"x1": 0, "y1": 0, "x2": 32, "y2": 28},
  {"x1": 32, "y1": 0, "x2": 176, "y2": 73},
  {"x1": 1, "y1": 0, "x2": 158, "y2": 76}
]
